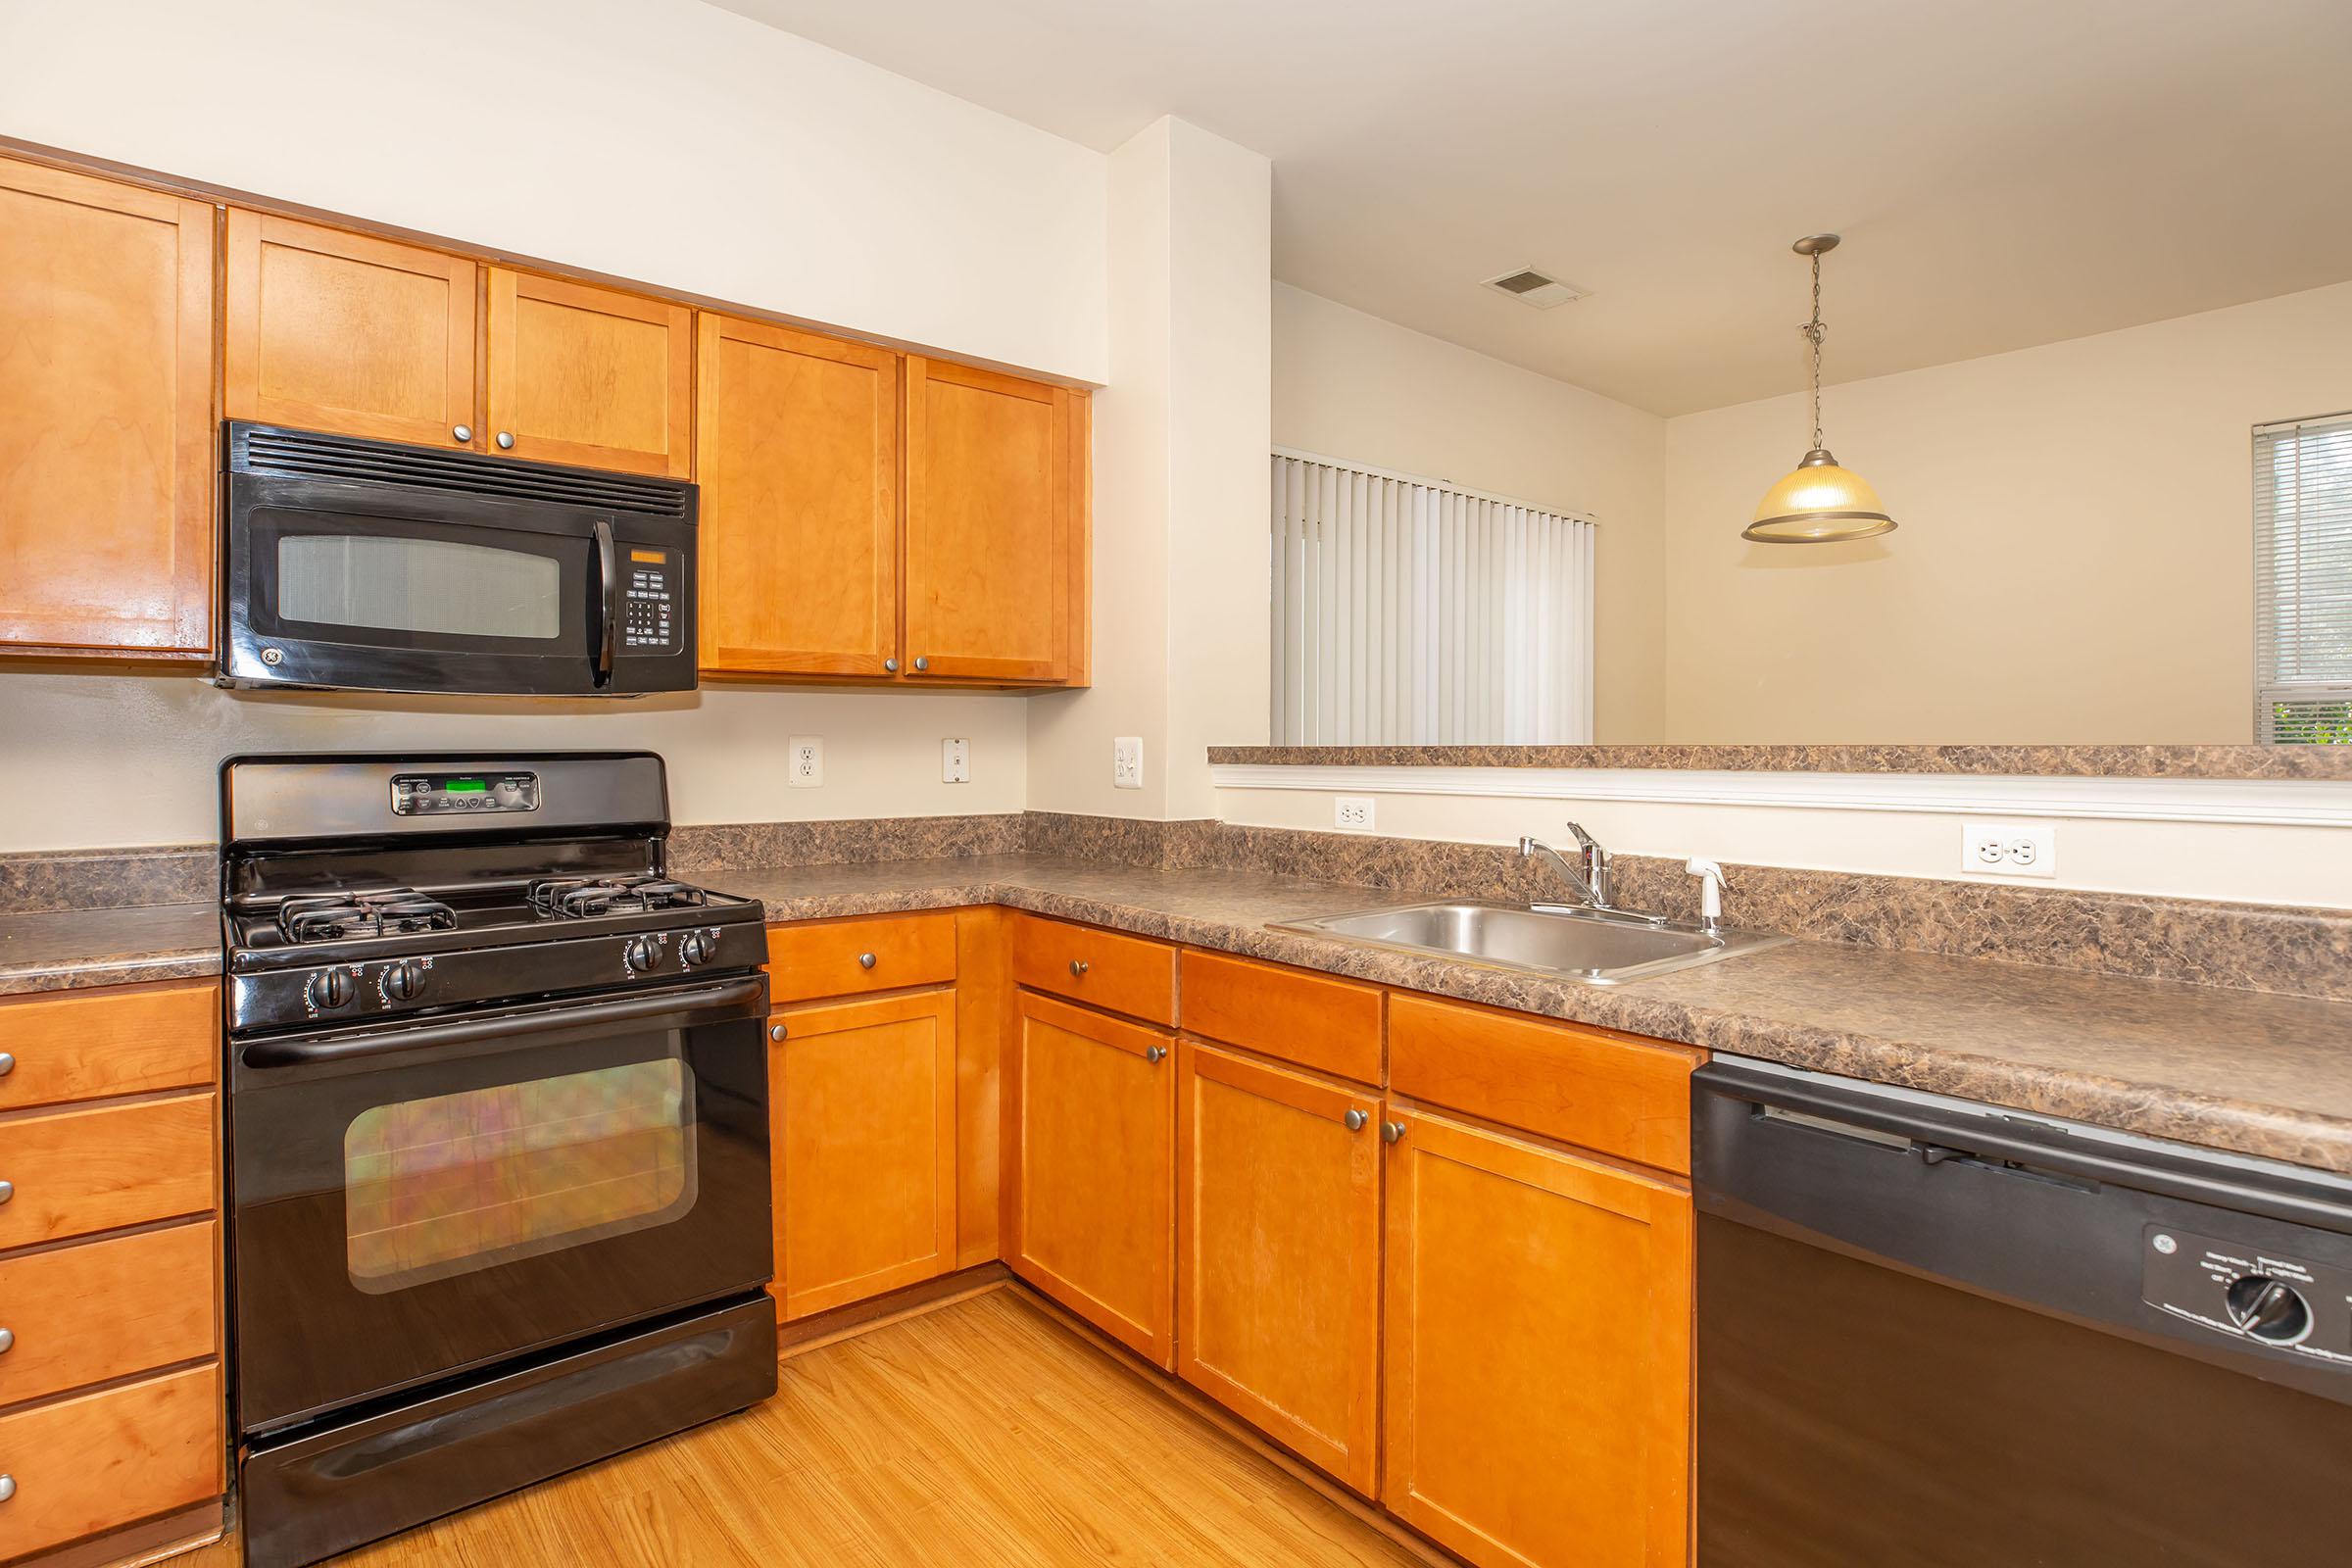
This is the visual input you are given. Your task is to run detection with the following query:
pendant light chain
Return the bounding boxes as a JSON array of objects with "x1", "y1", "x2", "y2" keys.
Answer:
[{"x1": 1802, "y1": 250, "x2": 1826, "y2": 451}]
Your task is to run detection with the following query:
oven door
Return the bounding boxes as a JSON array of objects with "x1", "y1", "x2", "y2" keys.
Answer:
[
  {"x1": 230, "y1": 974, "x2": 770, "y2": 1436},
  {"x1": 221, "y1": 469, "x2": 692, "y2": 696}
]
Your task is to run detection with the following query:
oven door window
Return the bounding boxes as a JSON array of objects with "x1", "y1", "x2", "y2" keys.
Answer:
[
  {"x1": 279, "y1": 533, "x2": 565, "y2": 641},
  {"x1": 344, "y1": 1058, "x2": 697, "y2": 1295}
]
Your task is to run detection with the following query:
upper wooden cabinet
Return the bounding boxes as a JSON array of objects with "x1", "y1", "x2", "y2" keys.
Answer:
[
  {"x1": 904, "y1": 358, "x2": 1087, "y2": 684},
  {"x1": 0, "y1": 157, "x2": 215, "y2": 655},
  {"x1": 1383, "y1": 1106, "x2": 1691, "y2": 1568},
  {"x1": 486, "y1": 268, "x2": 692, "y2": 477},
  {"x1": 698, "y1": 315, "x2": 900, "y2": 675},
  {"x1": 224, "y1": 210, "x2": 478, "y2": 450}
]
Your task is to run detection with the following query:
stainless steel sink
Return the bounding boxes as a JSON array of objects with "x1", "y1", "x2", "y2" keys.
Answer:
[{"x1": 1270, "y1": 900, "x2": 1789, "y2": 986}]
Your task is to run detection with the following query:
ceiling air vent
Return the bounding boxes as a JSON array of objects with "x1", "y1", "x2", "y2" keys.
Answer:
[{"x1": 1480, "y1": 266, "x2": 1589, "y2": 310}]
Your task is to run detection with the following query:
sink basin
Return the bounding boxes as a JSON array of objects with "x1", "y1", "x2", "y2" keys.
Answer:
[{"x1": 1270, "y1": 900, "x2": 1789, "y2": 986}]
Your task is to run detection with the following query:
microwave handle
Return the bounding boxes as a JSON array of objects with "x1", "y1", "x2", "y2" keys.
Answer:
[{"x1": 593, "y1": 516, "x2": 618, "y2": 686}]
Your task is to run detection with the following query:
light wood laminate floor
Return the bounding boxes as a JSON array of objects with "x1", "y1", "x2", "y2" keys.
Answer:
[{"x1": 184, "y1": 1286, "x2": 1430, "y2": 1567}]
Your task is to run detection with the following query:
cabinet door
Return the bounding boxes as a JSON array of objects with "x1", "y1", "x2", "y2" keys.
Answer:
[
  {"x1": 1008, "y1": 990, "x2": 1173, "y2": 1367},
  {"x1": 904, "y1": 358, "x2": 1086, "y2": 683},
  {"x1": 1176, "y1": 1041, "x2": 1382, "y2": 1495},
  {"x1": 770, "y1": 990, "x2": 956, "y2": 1320},
  {"x1": 1384, "y1": 1107, "x2": 1691, "y2": 1568},
  {"x1": 486, "y1": 269, "x2": 692, "y2": 477},
  {"x1": 697, "y1": 315, "x2": 900, "y2": 675},
  {"x1": 0, "y1": 158, "x2": 215, "y2": 654},
  {"x1": 223, "y1": 209, "x2": 478, "y2": 449}
]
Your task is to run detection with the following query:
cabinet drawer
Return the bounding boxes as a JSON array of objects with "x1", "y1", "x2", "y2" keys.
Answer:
[
  {"x1": 0, "y1": 1094, "x2": 216, "y2": 1250},
  {"x1": 766, "y1": 913, "x2": 956, "y2": 1004},
  {"x1": 0, "y1": 1221, "x2": 218, "y2": 1407},
  {"x1": 1388, "y1": 995, "x2": 1696, "y2": 1173},
  {"x1": 1011, "y1": 915, "x2": 1175, "y2": 1025},
  {"x1": 1178, "y1": 951, "x2": 1382, "y2": 1084},
  {"x1": 0, "y1": 1363, "x2": 220, "y2": 1556},
  {"x1": 0, "y1": 981, "x2": 217, "y2": 1112}
]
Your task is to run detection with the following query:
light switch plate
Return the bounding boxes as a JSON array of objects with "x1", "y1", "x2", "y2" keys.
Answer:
[
  {"x1": 942, "y1": 737, "x2": 970, "y2": 784},
  {"x1": 1112, "y1": 736, "x2": 1144, "y2": 791},
  {"x1": 787, "y1": 736, "x2": 823, "y2": 789}
]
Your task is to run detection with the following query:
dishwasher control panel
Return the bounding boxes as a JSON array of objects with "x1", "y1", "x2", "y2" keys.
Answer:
[{"x1": 2144, "y1": 1225, "x2": 2352, "y2": 1364}]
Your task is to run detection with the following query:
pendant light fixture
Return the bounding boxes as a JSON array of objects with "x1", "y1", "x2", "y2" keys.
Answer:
[{"x1": 1744, "y1": 233, "x2": 1895, "y2": 544}]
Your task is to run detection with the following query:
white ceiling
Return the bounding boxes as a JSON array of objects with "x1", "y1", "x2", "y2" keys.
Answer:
[{"x1": 712, "y1": 0, "x2": 2352, "y2": 416}]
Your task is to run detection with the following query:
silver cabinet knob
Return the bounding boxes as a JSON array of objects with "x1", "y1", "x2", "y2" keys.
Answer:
[
  {"x1": 912, "y1": 656, "x2": 929, "y2": 672},
  {"x1": 0, "y1": 1052, "x2": 14, "y2": 1077},
  {"x1": 768, "y1": 1023, "x2": 786, "y2": 1043},
  {"x1": 858, "y1": 952, "x2": 877, "y2": 970},
  {"x1": 1344, "y1": 1108, "x2": 1368, "y2": 1132},
  {"x1": 0, "y1": 1179, "x2": 12, "y2": 1203},
  {"x1": 883, "y1": 658, "x2": 900, "y2": 672},
  {"x1": 496, "y1": 430, "x2": 515, "y2": 450},
  {"x1": 451, "y1": 424, "x2": 472, "y2": 444},
  {"x1": 1382, "y1": 1121, "x2": 1406, "y2": 1144},
  {"x1": 1146, "y1": 1044, "x2": 1168, "y2": 1064},
  {"x1": 0, "y1": 1473, "x2": 14, "y2": 1503},
  {"x1": 1068, "y1": 959, "x2": 1090, "y2": 978},
  {"x1": 0, "y1": 1328, "x2": 12, "y2": 1354}
]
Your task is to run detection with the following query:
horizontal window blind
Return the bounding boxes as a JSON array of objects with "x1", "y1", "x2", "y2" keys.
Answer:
[
  {"x1": 1270, "y1": 451, "x2": 1594, "y2": 745},
  {"x1": 2256, "y1": 414, "x2": 2352, "y2": 744}
]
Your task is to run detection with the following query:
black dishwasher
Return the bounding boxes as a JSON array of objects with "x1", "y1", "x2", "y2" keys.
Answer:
[{"x1": 1693, "y1": 1057, "x2": 2352, "y2": 1566}]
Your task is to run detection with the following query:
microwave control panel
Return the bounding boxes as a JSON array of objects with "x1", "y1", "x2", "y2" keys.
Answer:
[{"x1": 620, "y1": 548, "x2": 680, "y2": 654}]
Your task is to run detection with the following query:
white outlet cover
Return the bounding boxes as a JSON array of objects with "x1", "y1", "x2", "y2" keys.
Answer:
[
  {"x1": 787, "y1": 735, "x2": 823, "y2": 789},
  {"x1": 1334, "y1": 796, "x2": 1376, "y2": 831},
  {"x1": 1960, "y1": 819, "x2": 2056, "y2": 878},
  {"x1": 1112, "y1": 736, "x2": 1144, "y2": 790},
  {"x1": 942, "y1": 737, "x2": 970, "y2": 784}
]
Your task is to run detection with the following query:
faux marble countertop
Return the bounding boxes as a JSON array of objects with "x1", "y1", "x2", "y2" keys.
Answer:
[{"x1": 12, "y1": 856, "x2": 2351, "y2": 1174}]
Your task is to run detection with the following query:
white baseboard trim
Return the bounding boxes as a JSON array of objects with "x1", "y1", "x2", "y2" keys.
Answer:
[{"x1": 1206, "y1": 763, "x2": 2352, "y2": 829}]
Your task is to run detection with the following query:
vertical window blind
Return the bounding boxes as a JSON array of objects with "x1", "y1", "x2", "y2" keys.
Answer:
[
  {"x1": 2256, "y1": 414, "x2": 2352, "y2": 744},
  {"x1": 1270, "y1": 451, "x2": 1594, "y2": 745}
]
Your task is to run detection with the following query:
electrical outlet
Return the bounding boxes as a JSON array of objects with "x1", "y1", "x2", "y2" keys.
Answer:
[
  {"x1": 787, "y1": 736, "x2": 823, "y2": 789},
  {"x1": 1112, "y1": 736, "x2": 1144, "y2": 790},
  {"x1": 942, "y1": 737, "x2": 970, "y2": 784},
  {"x1": 1961, "y1": 820, "x2": 2056, "y2": 878},
  {"x1": 1334, "y1": 796, "x2": 1376, "y2": 831}
]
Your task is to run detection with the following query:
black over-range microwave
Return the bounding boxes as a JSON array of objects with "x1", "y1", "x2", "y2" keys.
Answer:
[{"x1": 219, "y1": 422, "x2": 698, "y2": 696}]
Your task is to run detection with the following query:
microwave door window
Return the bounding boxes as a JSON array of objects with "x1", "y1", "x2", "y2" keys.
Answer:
[{"x1": 277, "y1": 533, "x2": 565, "y2": 642}]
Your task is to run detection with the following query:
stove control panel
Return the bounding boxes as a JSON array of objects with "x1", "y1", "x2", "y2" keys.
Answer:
[{"x1": 391, "y1": 771, "x2": 539, "y2": 816}]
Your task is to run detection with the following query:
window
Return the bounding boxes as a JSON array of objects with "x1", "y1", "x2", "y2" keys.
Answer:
[
  {"x1": 1270, "y1": 451, "x2": 1594, "y2": 744},
  {"x1": 2256, "y1": 415, "x2": 2352, "y2": 743}
]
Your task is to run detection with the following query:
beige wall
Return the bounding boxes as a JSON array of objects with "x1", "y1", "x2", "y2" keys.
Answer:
[
  {"x1": 1659, "y1": 279, "x2": 2352, "y2": 743},
  {"x1": 1270, "y1": 283, "x2": 1669, "y2": 742}
]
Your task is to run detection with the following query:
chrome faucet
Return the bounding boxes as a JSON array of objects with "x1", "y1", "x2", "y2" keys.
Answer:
[{"x1": 1518, "y1": 822, "x2": 1613, "y2": 910}]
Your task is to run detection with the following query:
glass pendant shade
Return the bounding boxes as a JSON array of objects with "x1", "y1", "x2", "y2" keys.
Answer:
[{"x1": 1744, "y1": 446, "x2": 1895, "y2": 543}]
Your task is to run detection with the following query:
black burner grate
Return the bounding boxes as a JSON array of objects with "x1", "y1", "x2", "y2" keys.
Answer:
[
  {"x1": 277, "y1": 889, "x2": 459, "y2": 944},
  {"x1": 527, "y1": 874, "x2": 711, "y2": 920}
]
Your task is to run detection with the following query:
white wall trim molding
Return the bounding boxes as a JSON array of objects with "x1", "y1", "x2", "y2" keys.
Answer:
[{"x1": 1207, "y1": 763, "x2": 2352, "y2": 829}]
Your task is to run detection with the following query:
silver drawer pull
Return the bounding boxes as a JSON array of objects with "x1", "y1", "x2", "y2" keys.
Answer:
[
  {"x1": 1145, "y1": 1044, "x2": 1168, "y2": 1064},
  {"x1": 768, "y1": 1024, "x2": 787, "y2": 1043},
  {"x1": 0, "y1": 1327, "x2": 14, "y2": 1354},
  {"x1": 0, "y1": 1052, "x2": 15, "y2": 1077},
  {"x1": 1068, "y1": 959, "x2": 1090, "y2": 978},
  {"x1": 858, "y1": 953, "x2": 877, "y2": 970},
  {"x1": 1344, "y1": 1108, "x2": 1368, "y2": 1132},
  {"x1": 0, "y1": 1473, "x2": 14, "y2": 1503},
  {"x1": 0, "y1": 1179, "x2": 12, "y2": 1204}
]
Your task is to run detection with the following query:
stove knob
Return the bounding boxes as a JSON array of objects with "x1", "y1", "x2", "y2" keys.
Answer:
[
  {"x1": 2226, "y1": 1274, "x2": 2313, "y2": 1343},
  {"x1": 307, "y1": 968, "x2": 356, "y2": 1010},
  {"x1": 677, "y1": 930, "x2": 715, "y2": 968},
  {"x1": 623, "y1": 936, "x2": 662, "y2": 974},
  {"x1": 382, "y1": 959, "x2": 427, "y2": 1002}
]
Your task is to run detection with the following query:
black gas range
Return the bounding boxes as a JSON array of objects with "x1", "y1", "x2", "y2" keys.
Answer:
[{"x1": 220, "y1": 753, "x2": 776, "y2": 1568}]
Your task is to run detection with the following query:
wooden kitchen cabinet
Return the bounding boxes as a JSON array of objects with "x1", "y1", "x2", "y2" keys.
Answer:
[
  {"x1": 486, "y1": 269, "x2": 693, "y2": 477},
  {"x1": 904, "y1": 357, "x2": 1088, "y2": 684},
  {"x1": 0, "y1": 157, "x2": 215, "y2": 656},
  {"x1": 768, "y1": 989, "x2": 958, "y2": 1320},
  {"x1": 224, "y1": 210, "x2": 479, "y2": 450},
  {"x1": 0, "y1": 1363, "x2": 221, "y2": 1560},
  {"x1": 698, "y1": 315, "x2": 901, "y2": 675},
  {"x1": 1175, "y1": 1041, "x2": 1382, "y2": 1495},
  {"x1": 1007, "y1": 990, "x2": 1174, "y2": 1367},
  {"x1": 1383, "y1": 1105, "x2": 1692, "y2": 1568}
]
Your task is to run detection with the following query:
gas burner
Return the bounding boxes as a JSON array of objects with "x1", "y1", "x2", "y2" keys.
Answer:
[
  {"x1": 279, "y1": 889, "x2": 458, "y2": 944},
  {"x1": 528, "y1": 874, "x2": 710, "y2": 920}
]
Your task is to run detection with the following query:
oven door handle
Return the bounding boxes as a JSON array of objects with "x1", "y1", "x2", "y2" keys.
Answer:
[
  {"x1": 238, "y1": 976, "x2": 767, "y2": 1072},
  {"x1": 592, "y1": 515, "x2": 618, "y2": 687}
]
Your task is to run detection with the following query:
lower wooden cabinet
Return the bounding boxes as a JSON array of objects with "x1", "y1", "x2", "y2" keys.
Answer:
[
  {"x1": 1383, "y1": 1105, "x2": 1692, "y2": 1568},
  {"x1": 0, "y1": 1220, "x2": 217, "y2": 1408},
  {"x1": 0, "y1": 1361, "x2": 220, "y2": 1558},
  {"x1": 1008, "y1": 991, "x2": 1175, "y2": 1368},
  {"x1": 769, "y1": 989, "x2": 958, "y2": 1320},
  {"x1": 1175, "y1": 1041, "x2": 1382, "y2": 1495}
]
